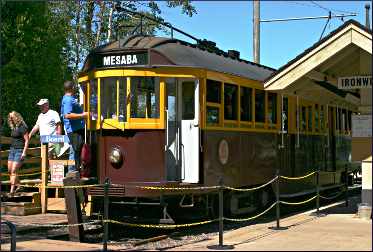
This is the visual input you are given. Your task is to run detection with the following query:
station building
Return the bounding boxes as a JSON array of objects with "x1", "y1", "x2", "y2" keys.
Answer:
[{"x1": 264, "y1": 20, "x2": 372, "y2": 206}]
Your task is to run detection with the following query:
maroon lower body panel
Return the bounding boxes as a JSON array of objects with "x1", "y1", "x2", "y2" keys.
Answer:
[{"x1": 99, "y1": 130, "x2": 166, "y2": 185}]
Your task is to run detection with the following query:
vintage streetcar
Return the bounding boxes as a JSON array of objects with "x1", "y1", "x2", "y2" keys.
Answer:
[{"x1": 78, "y1": 34, "x2": 357, "y2": 222}]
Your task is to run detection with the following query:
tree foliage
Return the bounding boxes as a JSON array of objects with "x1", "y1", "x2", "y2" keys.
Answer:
[
  {"x1": 1, "y1": 0, "x2": 196, "y2": 135},
  {"x1": 1, "y1": 1, "x2": 70, "y2": 134}
]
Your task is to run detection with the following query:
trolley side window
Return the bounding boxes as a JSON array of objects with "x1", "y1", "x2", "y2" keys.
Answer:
[
  {"x1": 224, "y1": 83, "x2": 238, "y2": 121},
  {"x1": 206, "y1": 79, "x2": 221, "y2": 103},
  {"x1": 307, "y1": 105, "x2": 313, "y2": 132},
  {"x1": 320, "y1": 105, "x2": 325, "y2": 132},
  {"x1": 206, "y1": 79, "x2": 222, "y2": 126},
  {"x1": 267, "y1": 92, "x2": 277, "y2": 124},
  {"x1": 301, "y1": 106, "x2": 307, "y2": 132},
  {"x1": 315, "y1": 104, "x2": 319, "y2": 132},
  {"x1": 130, "y1": 77, "x2": 160, "y2": 119},
  {"x1": 255, "y1": 89, "x2": 265, "y2": 123},
  {"x1": 240, "y1": 86, "x2": 252, "y2": 122}
]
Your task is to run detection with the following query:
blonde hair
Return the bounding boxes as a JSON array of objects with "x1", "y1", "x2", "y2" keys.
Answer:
[{"x1": 7, "y1": 111, "x2": 27, "y2": 130}]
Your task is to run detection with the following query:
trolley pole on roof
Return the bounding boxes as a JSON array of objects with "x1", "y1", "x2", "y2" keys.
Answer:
[{"x1": 253, "y1": 0, "x2": 260, "y2": 64}]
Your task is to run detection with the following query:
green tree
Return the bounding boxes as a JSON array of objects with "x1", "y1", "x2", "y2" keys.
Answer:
[
  {"x1": 1, "y1": 1, "x2": 71, "y2": 134},
  {"x1": 49, "y1": 0, "x2": 197, "y2": 80}
]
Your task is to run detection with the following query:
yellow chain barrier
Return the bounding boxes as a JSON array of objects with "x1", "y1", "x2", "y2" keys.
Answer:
[
  {"x1": 280, "y1": 195, "x2": 317, "y2": 205},
  {"x1": 319, "y1": 190, "x2": 345, "y2": 200},
  {"x1": 131, "y1": 185, "x2": 220, "y2": 191},
  {"x1": 280, "y1": 171, "x2": 316, "y2": 180},
  {"x1": 17, "y1": 220, "x2": 101, "y2": 228},
  {"x1": 105, "y1": 218, "x2": 218, "y2": 229},
  {"x1": 19, "y1": 183, "x2": 102, "y2": 189},
  {"x1": 1, "y1": 171, "x2": 47, "y2": 177},
  {"x1": 224, "y1": 177, "x2": 277, "y2": 192},
  {"x1": 224, "y1": 202, "x2": 277, "y2": 222}
]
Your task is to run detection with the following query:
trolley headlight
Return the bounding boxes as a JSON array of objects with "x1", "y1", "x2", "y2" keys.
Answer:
[{"x1": 109, "y1": 146, "x2": 123, "y2": 168}]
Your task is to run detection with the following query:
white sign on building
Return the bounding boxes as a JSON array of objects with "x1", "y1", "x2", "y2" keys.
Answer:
[
  {"x1": 352, "y1": 115, "x2": 372, "y2": 138},
  {"x1": 338, "y1": 76, "x2": 372, "y2": 89}
]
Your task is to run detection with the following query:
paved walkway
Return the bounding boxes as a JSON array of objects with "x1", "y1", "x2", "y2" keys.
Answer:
[
  {"x1": 171, "y1": 196, "x2": 372, "y2": 251},
  {"x1": 0, "y1": 196, "x2": 371, "y2": 251}
]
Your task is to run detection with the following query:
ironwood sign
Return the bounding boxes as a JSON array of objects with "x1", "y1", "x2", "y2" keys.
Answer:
[{"x1": 338, "y1": 75, "x2": 372, "y2": 89}]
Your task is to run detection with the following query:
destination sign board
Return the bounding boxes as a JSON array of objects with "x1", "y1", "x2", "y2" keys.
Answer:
[
  {"x1": 338, "y1": 76, "x2": 372, "y2": 89},
  {"x1": 93, "y1": 52, "x2": 148, "y2": 68},
  {"x1": 40, "y1": 135, "x2": 69, "y2": 144}
]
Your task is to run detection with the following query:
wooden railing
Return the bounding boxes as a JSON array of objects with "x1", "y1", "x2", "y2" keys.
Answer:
[{"x1": 1, "y1": 136, "x2": 42, "y2": 182}]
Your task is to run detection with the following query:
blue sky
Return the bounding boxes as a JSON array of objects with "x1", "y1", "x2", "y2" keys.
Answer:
[{"x1": 152, "y1": 1, "x2": 371, "y2": 69}]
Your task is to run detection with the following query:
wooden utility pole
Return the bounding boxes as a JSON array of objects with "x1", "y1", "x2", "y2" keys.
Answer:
[
  {"x1": 41, "y1": 143, "x2": 48, "y2": 214},
  {"x1": 366, "y1": 4, "x2": 371, "y2": 29},
  {"x1": 253, "y1": 0, "x2": 260, "y2": 64}
]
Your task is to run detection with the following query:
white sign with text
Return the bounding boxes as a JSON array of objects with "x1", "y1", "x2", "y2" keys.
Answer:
[
  {"x1": 338, "y1": 76, "x2": 372, "y2": 89},
  {"x1": 352, "y1": 115, "x2": 372, "y2": 138}
]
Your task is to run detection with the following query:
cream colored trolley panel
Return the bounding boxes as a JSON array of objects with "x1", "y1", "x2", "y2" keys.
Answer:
[{"x1": 179, "y1": 78, "x2": 200, "y2": 183}]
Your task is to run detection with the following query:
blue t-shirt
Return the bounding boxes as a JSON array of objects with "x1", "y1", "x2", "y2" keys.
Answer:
[{"x1": 60, "y1": 95, "x2": 85, "y2": 133}]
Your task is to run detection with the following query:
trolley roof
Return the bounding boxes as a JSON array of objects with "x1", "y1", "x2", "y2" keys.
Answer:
[{"x1": 80, "y1": 36, "x2": 275, "y2": 82}]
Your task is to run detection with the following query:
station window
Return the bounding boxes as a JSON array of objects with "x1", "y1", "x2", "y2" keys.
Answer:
[
  {"x1": 307, "y1": 105, "x2": 313, "y2": 132},
  {"x1": 267, "y1": 92, "x2": 277, "y2": 124},
  {"x1": 240, "y1": 86, "x2": 252, "y2": 122},
  {"x1": 130, "y1": 77, "x2": 159, "y2": 118},
  {"x1": 315, "y1": 104, "x2": 319, "y2": 132},
  {"x1": 224, "y1": 83, "x2": 238, "y2": 120},
  {"x1": 255, "y1": 89, "x2": 265, "y2": 123},
  {"x1": 90, "y1": 79, "x2": 98, "y2": 121},
  {"x1": 101, "y1": 77, "x2": 117, "y2": 120}
]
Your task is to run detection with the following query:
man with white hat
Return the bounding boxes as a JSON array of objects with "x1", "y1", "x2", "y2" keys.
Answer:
[{"x1": 29, "y1": 99, "x2": 68, "y2": 157}]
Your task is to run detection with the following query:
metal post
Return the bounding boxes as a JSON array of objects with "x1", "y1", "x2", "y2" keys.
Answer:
[
  {"x1": 276, "y1": 169, "x2": 280, "y2": 229},
  {"x1": 316, "y1": 170, "x2": 320, "y2": 215},
  {"x1": 218, "y1": 178, "x2": 224, "y2": 247},
  {"x1": 1, "y1": 221, "x2": 16, "y2": 251},
  {"x1": 103, "y1": 178, "x2": 110, "y2": 251},
  {"x1": 345, "y1": 165, "x2": 348, "y2": 207}
]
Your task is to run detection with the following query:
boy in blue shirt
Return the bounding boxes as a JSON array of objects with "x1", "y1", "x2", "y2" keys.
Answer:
[{"x1": 61, "y1": 81, "x2": 88, "y2": 173}]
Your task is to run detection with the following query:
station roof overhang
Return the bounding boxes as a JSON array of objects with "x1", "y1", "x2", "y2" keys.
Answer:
[{"x1": 264, "y1": 20, "x2": 372, "y2": 110}]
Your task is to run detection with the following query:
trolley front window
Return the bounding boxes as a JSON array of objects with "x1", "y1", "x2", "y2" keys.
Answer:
[
  {"x1": 90, "y1": 79, "x2": 98, "y2": 121},
  {"x1": 101, "y1": 78, "x2": 117, "y2": 120},
  {"x1": 130, "y1": 77, "x2": 160, "y2": 118}
]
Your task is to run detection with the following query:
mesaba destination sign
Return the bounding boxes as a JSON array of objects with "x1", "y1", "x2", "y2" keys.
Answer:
[
  {"x1": 338, "y1": 75, "x2": 372, "y2": 89},
  {"x1": 100, "y1": 52, "x2": 148, "y2": 67}
]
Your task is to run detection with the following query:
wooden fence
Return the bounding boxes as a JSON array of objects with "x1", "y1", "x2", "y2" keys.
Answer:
[{"x1": 1, "y1": 136, "x2": 42, "y2": 184}]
